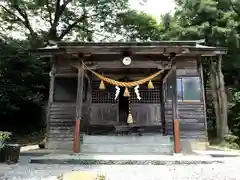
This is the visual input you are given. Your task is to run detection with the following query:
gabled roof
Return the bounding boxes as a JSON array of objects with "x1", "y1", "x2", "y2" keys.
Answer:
[
  {"x1": 33, "y1": 40, "x2": 227, "y2": 57},
  {"x1": 56, "y1": 40, "x2": 206, "y2": 47}
]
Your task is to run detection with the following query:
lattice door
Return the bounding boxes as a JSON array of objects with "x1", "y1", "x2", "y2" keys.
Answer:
[
  {"x1": 130, "y1": 82, "x2": 161, "y2": 104},
  {"x1": 92, "y1": 81, "x2": 118, "y2": 104},
  {"x1": 90, "y1": 81, "x2": 118, "y2": 125},
  {"x1": 130, "y1": 81, "x2": 162, "y2": 125}
]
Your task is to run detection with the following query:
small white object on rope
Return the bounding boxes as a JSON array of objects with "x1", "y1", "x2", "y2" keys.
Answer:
[
  {"x1": 134, "y1": 85, "x2": 141, "y2": 100},
  {"x1": 115, "y1": 86, "x2": 120, "y2": 100}
]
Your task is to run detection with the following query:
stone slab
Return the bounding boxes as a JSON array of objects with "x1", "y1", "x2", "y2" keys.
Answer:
[
  {"x1": 30, "y1": 153, "x2": 224, "y2": 165},
  {"x1": 80, "y1": 143, "x2": 173, "y2": 154},
  {"x1": 82, "y1": 135, "x2": 171, "y2": 144}
]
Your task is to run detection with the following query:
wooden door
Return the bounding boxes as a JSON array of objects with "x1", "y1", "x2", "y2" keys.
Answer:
[
  {"x1": 131, "y1": 104, "x2": 161, "y2": 125},
  {"x1": 91, "y1": 104, "x2": 118, "y2": 125},
  {"x1": 90, "y1": 81, "x2": 118, "y2": 125},
  {"x1": 130, "y1": 82, "x2": 162, "y2": 126}
]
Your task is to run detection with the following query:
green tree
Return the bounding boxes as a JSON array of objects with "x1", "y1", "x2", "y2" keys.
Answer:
[
  {"x1": 114, "y1": 10, "x2": 164, "y2": 41},
  {"x1": 0, "y1": 0, "x2": 130, "y2": 47},
  {"x1": 0, "y1": 38, "x2": 49, "y2": 133},
  {"x1": 169, "y1": 0, "x2": 240, "y2": 140}
]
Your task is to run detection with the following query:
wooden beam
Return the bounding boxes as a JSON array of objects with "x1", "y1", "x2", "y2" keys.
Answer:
[
  {"x1": 62, "y1": 46, "x2": 226, "y2": 56},
  {"x1": 162, "y1": 67, "x2": 174, "y2": 82},
  {"x1": 74, "y1": 62, "x2": 84, "y2": 153},
  {"x1": 64, "y1": 46, "x2": 168, "y2": 54},
  {"x1": 54, "y1": 70, "x2": 167, "y2": 80},
  {"x1": 55, "y1": 73, "x2": 77, "y2": 77},
  {"x1": 86, "y1": 60, "x2": 166, "y2": 69}
]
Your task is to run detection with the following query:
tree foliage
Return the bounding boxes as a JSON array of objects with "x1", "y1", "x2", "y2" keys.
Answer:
[
  {"x1": 114, "y1": 10, "x2": 164, "y2": 41},
  {"x1": 0, "y1": 38, "x2": 49, "y2": 133},
  {"x1": 0, "y1": 0, "x2": 130, "y2": 47},
  {"x1": 169, "y1": 0, "x2": 240, "y2": 139}
]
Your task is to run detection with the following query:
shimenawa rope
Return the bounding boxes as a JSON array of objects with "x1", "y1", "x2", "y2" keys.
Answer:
[{"x1": 82, "y1": 59, "x2": 173, "y2": 87}]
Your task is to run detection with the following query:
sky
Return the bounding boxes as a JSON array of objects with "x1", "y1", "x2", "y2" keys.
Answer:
[{"x1": 130, "y1": 0, "x2": 176, "y2": 18}]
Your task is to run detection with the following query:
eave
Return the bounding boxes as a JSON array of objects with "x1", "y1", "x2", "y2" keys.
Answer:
[{"x1": 29, "y1": 40, "x2": 227, "y2": 57}]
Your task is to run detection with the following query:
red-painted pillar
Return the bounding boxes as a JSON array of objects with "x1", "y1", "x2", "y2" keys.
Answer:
[
  {"x1": 173, "y1": 119, "x2": 181, "y2": 153},
  {"x1": 74, "y1": 119, "x2": 81, "y2": 153}
]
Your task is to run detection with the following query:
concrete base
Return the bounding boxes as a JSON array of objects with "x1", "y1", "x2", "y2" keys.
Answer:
[
  {"x1": 30, "y1": 153, "x2": 223, "y2": 165},
  {"x1": 80, "y1": 134, "x2": 173, "y2": 154},
  {"x1": 46, "y1": 141, "x2": 73, "y2": 150}
]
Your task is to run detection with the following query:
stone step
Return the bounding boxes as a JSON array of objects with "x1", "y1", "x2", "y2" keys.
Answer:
[
  {"x1": 80, "y1": 144, "x2": 173, "y2": 154},
  {"x1": 82, "y1": 135, "x2": 171, "y2": 144}
]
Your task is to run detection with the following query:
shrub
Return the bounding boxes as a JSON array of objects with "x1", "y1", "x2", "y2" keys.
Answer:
[
  {"x1": 223, "y1": 135, "x2": 239, "y2": 143},
  {"x1": 0, "y1": 131, "x2": 11, "y2": 149},
  {"x1": 220, "y1": 135, "x2": 240, "y2": 149}
]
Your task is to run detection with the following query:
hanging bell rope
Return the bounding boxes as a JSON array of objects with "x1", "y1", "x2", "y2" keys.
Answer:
[
  {"x1": 127, "y1": 113, "x2": 133, "y2": 124},
  {"x1": 127, "y1": 98, "x2": 134, "y2": 124},
  {"x1": 82, "y1": 59, "x2": 173, "y2": 87}
]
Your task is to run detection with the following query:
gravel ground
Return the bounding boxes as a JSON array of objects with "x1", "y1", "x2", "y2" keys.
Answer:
[{"x1": 1, "y1": 156, "x2": 240, "y2": 180}]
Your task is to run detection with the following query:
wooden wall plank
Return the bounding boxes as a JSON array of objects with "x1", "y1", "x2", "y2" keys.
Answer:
[
  {"x1": 164, "y1": 57, "x2": 207, "y2": 141},
  {"x1": 175, "y1": 57, "x2": 207, "y2": 140},
  {"x1": 47, "y1": 103, "x2": 76, "y2": 149}
]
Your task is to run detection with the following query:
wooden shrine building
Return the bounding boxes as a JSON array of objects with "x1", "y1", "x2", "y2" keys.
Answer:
[{"x1": 35, "y1": 40, "x2": 227, "y2": 154}]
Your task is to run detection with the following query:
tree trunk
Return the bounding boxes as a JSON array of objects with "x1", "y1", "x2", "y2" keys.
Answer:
[
  {"x1": 210, "y1": 60, "x2": 221, "y2": 138},
  {"x1": 216, "y1": 55, "x2": 229, "y2": 136},
  {"x1": 210, "y1": 56, "x2": 229, "y2": 141}
]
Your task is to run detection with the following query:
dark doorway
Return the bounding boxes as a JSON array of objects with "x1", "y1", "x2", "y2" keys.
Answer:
[{"x1": 118, "y1": 77, "x2": 129, "y2": 125}]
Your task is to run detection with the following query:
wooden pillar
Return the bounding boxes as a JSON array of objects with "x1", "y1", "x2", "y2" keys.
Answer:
[
  {"x1": 171, "y1": 60, "x2": 180, "y2": 153},
  {"x1": 199, "y1": 58, "x2": 208, "y2": 140},
  {"x1": 162, "y1": 68, "x2": 174, "y2": 135},
  {"x1": 74, "y1": 62, "x2": 84, "y2": 153},
  {"x1": 46, "y1": 60, "x2": 56, "y2": 148},
  {"x1": 173, "y1": 120, "x2": 181, "y2": 153},
  {"x1": 171, "y1": 61, "x2": 177, "y2": 126}
]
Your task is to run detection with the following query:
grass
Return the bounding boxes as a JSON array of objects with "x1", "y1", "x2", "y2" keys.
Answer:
[{"x1": 209, "y1": 136, "x2": 240, "y2": 151}]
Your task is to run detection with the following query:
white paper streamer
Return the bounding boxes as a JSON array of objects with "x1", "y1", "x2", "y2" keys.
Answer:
[
  {"x1": 115, "y1": 86, "x2": 120, "y2": 100},
  {"x1": 134, "y1": 85, "x2": 141, "y2": 100}
]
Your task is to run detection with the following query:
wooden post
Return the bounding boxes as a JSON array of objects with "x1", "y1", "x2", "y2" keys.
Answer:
[
  {"x1": 199, "y1": 58, "x2": 208, "y2": 140},
  {"x1": 173, "y1": 120, "x2": 181, "y2": 153},
  {"x1": 74, "y1": 119, "x2": 80, "y2": 153},
  {"x1": 46, "y1": 59, "x2": 56, "y2": 148},
  {"x1": 171, "y1": 60, "x2": 180, "y2": 153},
  {"x1": 74, "y1": 61, "x2": 84, "y2": 153}
]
